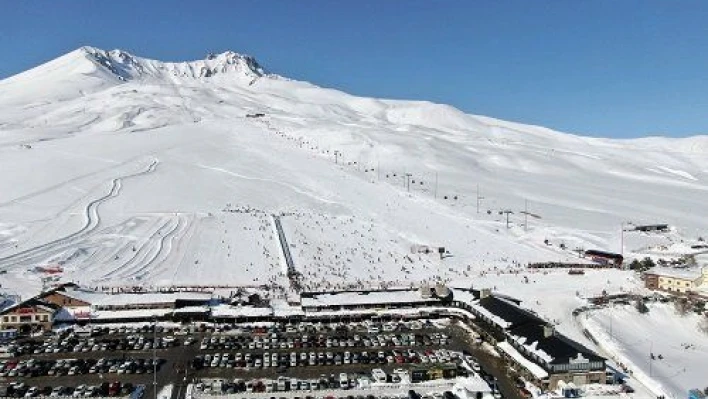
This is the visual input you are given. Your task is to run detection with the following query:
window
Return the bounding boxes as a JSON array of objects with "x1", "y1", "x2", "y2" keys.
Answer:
[
  {"x1": 19, "y1": 315, "x2": 31, "y2": 323},
  {"x1": 2, "y1": 316, "x2": 7, "y2": 323},
  {"x1": 10, "y1": 316, "x2": 17, "y2": 322}
]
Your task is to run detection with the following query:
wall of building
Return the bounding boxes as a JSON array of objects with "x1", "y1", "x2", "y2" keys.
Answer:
[
  {"x1": 42, "y1": 292, "x2": 90, "y2": 308},
  {"x1": 0, "y1": 309, "x2": 53, "y2": 332},
  {"x1": 657, "y1": 276, "x2": 698, "y2": 293},
  {"x1": 548, "y1": 371, "x2": 605, "y2": 389}
]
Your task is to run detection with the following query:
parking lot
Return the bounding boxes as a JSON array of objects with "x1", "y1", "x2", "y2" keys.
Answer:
[{"x1": 0, "y1": 320, "x2": 520, "y2": 399}]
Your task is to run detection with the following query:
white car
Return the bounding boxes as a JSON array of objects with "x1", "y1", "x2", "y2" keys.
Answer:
[{"x1": 72, "y1": 385, "x2": 86, "y2": 397}]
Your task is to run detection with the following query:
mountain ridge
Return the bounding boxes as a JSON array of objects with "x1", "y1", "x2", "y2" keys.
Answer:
[
  {"x1": 0, "y1": 46, "x2": 706, "y2": 147},
  {"x1": 80, "y1": 46, "x2": 268, "y2": 82}
]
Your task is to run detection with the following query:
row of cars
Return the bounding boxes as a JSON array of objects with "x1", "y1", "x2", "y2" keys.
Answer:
[
  {"x1": 194, "y1": 368, "x2": 445, "y2": 396},
  {"x1": 198, "y1": 332, "x2": 449, "y2": 352},
  {"x1": 0, "y1": 357, "x2": 163, "y2": 378},
  {"x1": 10, "y1": 334, "x2": 193, "y2": 357},
  {"x1": 196, "y1": 320, "x2": 432, "y2": 337},
  {"x1": 60, "y1": 325, "x2": 180, "y2": 337},
  {"x1": 193, "y1": 348, "x2": 473, "y2": 370},
  {"x1": 4, "y1": 382, "x2": 142, "y2": 398},
  {"x1": 69, "y1": 320, "x2": 430, "y2": 339}
]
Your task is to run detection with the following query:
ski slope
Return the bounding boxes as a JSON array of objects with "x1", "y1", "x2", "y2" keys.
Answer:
[{"x1": 0, "y1": 46, "x2": 706, "y2": 292}]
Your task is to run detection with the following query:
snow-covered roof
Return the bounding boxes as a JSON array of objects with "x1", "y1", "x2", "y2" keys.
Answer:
[
  {"x1": 60, "y1": 288, "x2": 213, "y2": 307},
  {"x1": 451, "y1": 375, "x2": 493, "y2": 396},
  {"x1": 497, "y1": 341, "x2": 549, "y2": 379},
  {"x1": 510, "y1": 335, "x2": 554, "y2": 364},
  {"x1": 271, "y1": 299, "x2": 305, "y2": 317},
  {"x1": 210, "y1": 304, "x2": 272, "y2": 318},
  {"x1": 301, "y1": 289, "x2": 433, "y2": 308},
  {"x1": 92, "y1": 308, "x2": 173, "y2": 320},
  {"x1": 470, "y1": 302, "x2": 512, "y2": 329},
  {"x1": 451, "y1": 288, "x2": 477, "y2": 305},
  {"x1": 646, "y1": 266, "x2": 702, "y2": 280}
]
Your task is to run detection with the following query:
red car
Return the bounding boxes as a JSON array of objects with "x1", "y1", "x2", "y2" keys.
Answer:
[{"x1": 108, "y1": 382, "x2": 121, "y2": 396}]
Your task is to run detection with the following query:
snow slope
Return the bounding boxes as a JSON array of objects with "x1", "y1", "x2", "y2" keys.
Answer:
[
  {"x1": 0, "y1": 46, "x2": 706, "y2": 291},
  {"x1": 584, "y1": 303, "x2": 707, "y2": 397}
]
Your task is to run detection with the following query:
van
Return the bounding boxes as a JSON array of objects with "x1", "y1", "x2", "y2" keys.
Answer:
[
  {"x1": 276, "y1": 378, "x2": 286, "y2": 392},
  {"x1": 339, "y1": 373, "x2": 349, "y2": 389},
  {"x1": 371, "y1": 369, "x2": 387, "y2": 383}
]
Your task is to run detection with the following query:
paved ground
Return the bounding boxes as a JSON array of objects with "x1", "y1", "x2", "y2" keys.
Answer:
[
  {"x1": 1, "y1": 323, "x2": 524, "y2": 399},
  {"x1": 448, "y1": 326, "x2": 523, "y2": 399}
]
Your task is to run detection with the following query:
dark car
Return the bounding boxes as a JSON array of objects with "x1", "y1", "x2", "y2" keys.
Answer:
[{"x1": 100, "y1": 382, "x2": 110, "y2": 396}]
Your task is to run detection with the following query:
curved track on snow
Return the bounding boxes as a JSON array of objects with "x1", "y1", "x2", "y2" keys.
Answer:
[{"x1": 0, "y1": 159, "x2": 159, "y2": 270}]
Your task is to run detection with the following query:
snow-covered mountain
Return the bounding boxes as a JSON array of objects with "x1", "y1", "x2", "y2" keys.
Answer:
[{"x1": 0, "y1": 46, "x2": 707, "y2": 294}]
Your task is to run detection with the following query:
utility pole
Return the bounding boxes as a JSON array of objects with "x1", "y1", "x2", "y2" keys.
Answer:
[
  {"x1": 153, "y1": 316, "x2": 157, "y2": 399},
  {"x1": 502, "y1": 210, "x2": 513, "y2": 229},
  {"x1": 405, "y1": 173, "x2": 412, "y2": 192},
  {"x1": 334, "y1": 150, "x2": 340, "y2": 165}
]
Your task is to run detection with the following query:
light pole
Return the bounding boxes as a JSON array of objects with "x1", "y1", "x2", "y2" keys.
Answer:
[
  {"x1": 405, "y1": 173, "x2": 412, "y2": 192},
  {"x1": 153, "y1": 316, "x2": 157, "y2": 399},
  {"x1": 476, "y1": 185, "x2": 484, "y2": 214},
  {"x1": 334, "y1": 151, "x2": 340, "y2": 164},
  {"x1": 649, "y1": 340, "x2": 653, "y2": 378}
]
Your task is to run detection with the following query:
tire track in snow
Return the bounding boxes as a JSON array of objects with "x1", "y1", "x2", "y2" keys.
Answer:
[
  {"x1": 129, "y1": 215, "x2": 186, "y2": 281},
  {"x1": 0, "y1": 159, "x2": 159, "y2": 270},
  {"x1": 101, "y1": 215, "x2": 185, "y2": 282},
  {"x1": 96, "y1": 217, "x2": 175, "y2": 280},
  {"x1": 0, "y1": 156, "x2": 146, "y2": 208}
]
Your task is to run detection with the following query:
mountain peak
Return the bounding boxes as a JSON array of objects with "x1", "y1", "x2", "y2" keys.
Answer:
[{"x1": 79, "y1": 46, "x2": 266, "y2": 82}]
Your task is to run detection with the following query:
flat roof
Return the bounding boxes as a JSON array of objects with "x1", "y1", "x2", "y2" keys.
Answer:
[
  {"x1": 210, "y1": 304, "x2": 272, "y2": 318},
  {"x1": 59, "y1": 289, "x2": 213, "y2": 307},
  {"x1": 301, "y1": 289, "x2": 436, "y2": 308}
]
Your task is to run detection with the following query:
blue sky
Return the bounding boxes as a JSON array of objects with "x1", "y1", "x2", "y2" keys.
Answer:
[{"x1": 1, "y1": 1, "x2": 707, "y2": 138}]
